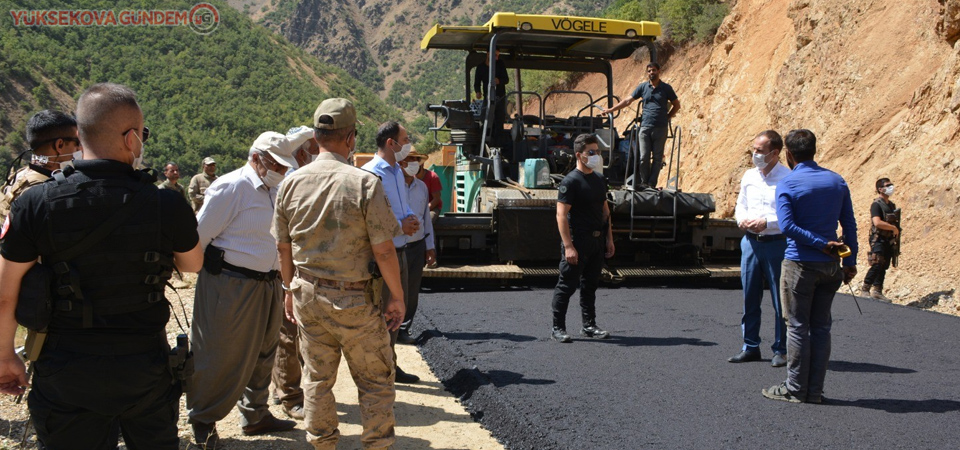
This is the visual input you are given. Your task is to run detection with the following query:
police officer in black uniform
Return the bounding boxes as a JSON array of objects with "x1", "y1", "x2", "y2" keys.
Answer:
[
  {"x1": 0, "y1": 83, "x2": 203, "y2": 449},
  {"x1": 551, "y1": 134, "x2": 616, "y2": 343}
]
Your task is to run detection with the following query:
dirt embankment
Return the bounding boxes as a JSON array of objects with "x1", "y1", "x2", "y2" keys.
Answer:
[{"x1": 563, "y1": 0, "x2": 960, "y2": 311}]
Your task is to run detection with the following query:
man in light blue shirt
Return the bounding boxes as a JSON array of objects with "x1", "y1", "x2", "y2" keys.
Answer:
[
  {"x1": 361, "y1": 121, "x2": 421, "y2": 384},
  {"x1": 762, "y1": 129, "x2": 857, "y2": 405}
]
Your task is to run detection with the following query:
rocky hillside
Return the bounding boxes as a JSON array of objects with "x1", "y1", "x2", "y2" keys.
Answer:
[
  {"x1": 229, "y1": 0, "x2": 614, "y2": 111},
  {"x1": 568, "y1": 0, "x2": 960, "y2": 308}
]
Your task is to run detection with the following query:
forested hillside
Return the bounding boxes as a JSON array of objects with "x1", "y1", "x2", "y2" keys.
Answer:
[{"x1": 0, "y1": 0, "x2": 405, "y2": 179}]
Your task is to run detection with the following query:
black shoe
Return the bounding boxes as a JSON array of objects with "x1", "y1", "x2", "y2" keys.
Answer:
[
  {"x1": 771, "y1": 353, "x2": 787, "y2": 367},
  {"x1": 241, "y1": 413, "x2": 297, "y2": 435},
  {"x1": 191, "y1": 421, "x2": 220, "y2": 449},
  {"x1": 551, "y1": 327, "x2": 572, "y2": 343},
  {"x1": 581, "y1": 325, "x2": 610, "y2": 339},
  {"x1": 727, "y1": 349, "x2": 761, "y2": 363},
  {"x1": 397, "y1": 331, "x2": 417, "y2": 345},
  {"x1": 396, "y1": 367, "x2": 420, "y2": 384}
]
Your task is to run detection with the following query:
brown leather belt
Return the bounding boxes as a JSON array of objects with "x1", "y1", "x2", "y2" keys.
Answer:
[{"x1": 296, "y1": 271, "x2": 368, "y2": 291}]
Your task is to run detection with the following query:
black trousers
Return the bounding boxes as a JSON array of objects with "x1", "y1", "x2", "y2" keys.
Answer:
[
  {"x1": 552, "y1": 234, "x2": 605, "y2": 329},
  {"x1": 863, "y1": 241, "x2": 893, "y2": 289},
  {"x1": 400, "y1": 237, "x2": 427, "y2": 333},
  {"x1": 29, "y1": 338, "x2": 180, "y2": 450}
]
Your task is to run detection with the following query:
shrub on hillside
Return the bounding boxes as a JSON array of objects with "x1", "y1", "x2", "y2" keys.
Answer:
[{"x1": 607, "y1": 0, "x2": 729, "y2": 43}]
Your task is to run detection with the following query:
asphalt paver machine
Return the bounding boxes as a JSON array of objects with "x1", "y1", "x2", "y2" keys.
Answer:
[{"x1": 421, "y1": 12, "x2": 742, "y2": 281}]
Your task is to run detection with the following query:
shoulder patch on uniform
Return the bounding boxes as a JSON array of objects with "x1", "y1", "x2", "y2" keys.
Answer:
[{"x1": 558, "y1": 185, "x2": 567, "y2": 194}]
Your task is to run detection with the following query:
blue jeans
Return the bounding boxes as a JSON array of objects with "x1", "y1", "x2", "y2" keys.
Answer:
[
  {"x1": 638, "y1": 125, "x2": 668, "y2": 187},
  {"x1": 739, "y1": 235, "x2": 788, "y2": 354},
  {"x1": 780, "y1": 259, "x2": 843, "y2": 401}
]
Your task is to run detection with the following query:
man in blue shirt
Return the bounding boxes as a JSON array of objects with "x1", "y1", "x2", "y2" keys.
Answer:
[
  {"x1": 762, "y1": 129, "x2": 857, "y2": 404},
  {"x1": 361, "y1": 121, "x2": 421, "y2": 384},
  {"x1": 602, "y1": 62, "x2": 680, "y2": 189}
]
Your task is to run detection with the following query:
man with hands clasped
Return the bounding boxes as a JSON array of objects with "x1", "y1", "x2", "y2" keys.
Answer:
[{"x1": 729, "y1": 130, "x2": 790, "y2": 367}]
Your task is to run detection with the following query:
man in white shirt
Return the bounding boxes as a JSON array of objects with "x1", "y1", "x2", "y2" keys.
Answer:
[
  {"x1": 361, "y1": 121, "x2": 421, "y2": 384},
  {"x1": 188, "y1": 132, "x2": 299, "y2": 448},
  {"x1": 397, "y1": 151, "x2": 438, "y2": 345},
  {"x1": 729, "y1": 130, "x2": 791, "y2": 368}
]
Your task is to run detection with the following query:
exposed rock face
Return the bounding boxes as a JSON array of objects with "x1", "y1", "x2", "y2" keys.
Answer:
[
  {"x1": 941, "y1": 0, "x2": 960, "y2": 42},
  {"x1": 280, "y1": 0, "x2": 376, "y2": 83},
  {"x1": 561, "y1": 0, "x2": 960, "y2": 304}
]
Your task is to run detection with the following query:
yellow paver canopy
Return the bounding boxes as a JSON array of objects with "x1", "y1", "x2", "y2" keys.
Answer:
[{"x1": 422, "y1": 12, "x2": 661, "y2": 60}]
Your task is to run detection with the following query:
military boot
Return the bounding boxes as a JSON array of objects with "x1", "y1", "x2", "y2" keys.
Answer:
[
  {"x1": 860, "y1": 283, "x2": 872, "y2": 297},
  {"x1": 871, "y1": 286, "x2": 891, "y2": 302}
]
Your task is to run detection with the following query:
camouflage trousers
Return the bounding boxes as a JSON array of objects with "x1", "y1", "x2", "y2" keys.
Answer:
[{"x1": 292, "y1": 276, "x2": 396, "y2": 450}]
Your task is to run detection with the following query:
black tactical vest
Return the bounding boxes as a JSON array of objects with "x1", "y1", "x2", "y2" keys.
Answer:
[{"x1": 43, "y1": 167, "x2": 174, "y2": 328}]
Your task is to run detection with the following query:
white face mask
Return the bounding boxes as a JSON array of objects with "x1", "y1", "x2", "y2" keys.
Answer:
[
  {"x1": 57, "y1": 150, "x2": 83, "y2": 171},
  {"x1": 132, "y1": 132, "x2": 145, "y2": 169},
  {"x1": 882, "y1": 185, "x2": 894, "y2": 196},
  {"x1": 396, "y1": 142, "x2": 412, "y2": 161},
  {"x1": 404, "y1": 161, "x2": 420, "y2": 177},
  {"x1": 262, "y1": 169, "x2": 285, "y2": 188},
  {"x1": 752, "y1": 152, "x2": 770, "y2": 170},
  {"x1": 32, "y1": 149, "x2": 82, "y2": 171},
  {"x1": 586, "y1": 154, "x2": 603, "y2": 171}
]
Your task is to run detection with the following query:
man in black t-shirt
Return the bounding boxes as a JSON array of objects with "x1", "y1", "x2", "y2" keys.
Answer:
[
  {"x1": 0, "y1": 83, "x2": 203, "y2": 449},
  {"x1": 861, "y1": 177, "x2": 900, "y2": 302},
  {"x1": 551, "y1": 134, "x2": 616, "y2": 343}
]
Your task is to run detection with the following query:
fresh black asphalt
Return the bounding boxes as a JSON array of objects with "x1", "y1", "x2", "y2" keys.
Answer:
[{"x1": 406, "y1": 281, "x2": 960, "y2": 450}]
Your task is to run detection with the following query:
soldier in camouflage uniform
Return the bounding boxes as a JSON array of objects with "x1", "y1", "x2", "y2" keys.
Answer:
[
  {"x1": 158, "y1": 161, "x2": 188, "y2": 203},
  {"x1": 273, "y1": 98, "x2": 405, "y2": 450},
  {"x1": 0, "y1": 110, "x2": 81, "y2": 223},
  {"x1": 188, "y1": 157, "x2": 217, "y2": 213}
]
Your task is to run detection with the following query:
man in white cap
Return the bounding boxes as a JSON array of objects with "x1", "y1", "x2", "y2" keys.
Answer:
[
  {"x1": 270, "y1": 126, "x2": 318, "y2": 420},
  {"x1": 286, "y1": 126, "x2": 320, "y2": 171},
  {"x1": 187, "y1": 132, "x2": 298, "y2": 449},
  {"x1": 189, "y1": 156, "x2": 218, "y2": 212}
]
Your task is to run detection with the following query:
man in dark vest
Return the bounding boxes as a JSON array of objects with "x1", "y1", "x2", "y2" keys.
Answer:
[
  {"x1": 0, "y1": 109, "x2": 82, "y2": 224},
  {"x1": 0, "y1": 83, "x2": 203, "y2": 449},
  {"x1": 860, "y1": 177, "x2": 899, "y2": 301}
]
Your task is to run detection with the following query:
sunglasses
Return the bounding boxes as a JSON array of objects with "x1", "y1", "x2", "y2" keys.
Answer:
[
  {"x1": 122, "y1": 126, "x2": 150, "y2": 142},
  {"x1": 33, "y1": 136, "x2": 81, "y2": 150}
]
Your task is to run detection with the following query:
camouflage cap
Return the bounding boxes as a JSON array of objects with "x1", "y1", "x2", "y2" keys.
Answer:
[
  {"x1": 313, "y1": 98, "x2": 362, "y2": 130},
  {"x1": 202, "y1": 157, "x2": 216, "y2": 165}
]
